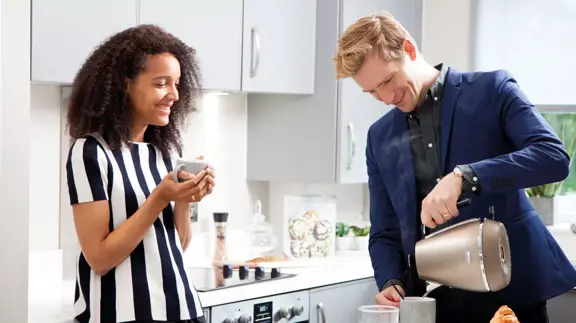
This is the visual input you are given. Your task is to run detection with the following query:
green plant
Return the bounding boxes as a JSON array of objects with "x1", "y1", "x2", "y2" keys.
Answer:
[
  {"x1": 350, "y1": 225, "x2": 370, "y2": 237},
  {"x1": 526, "y1": 113, "x2": 576, "y2": 198},
  {"x1": 335, "y1": 222, "x2": 350, "y2": 238}
]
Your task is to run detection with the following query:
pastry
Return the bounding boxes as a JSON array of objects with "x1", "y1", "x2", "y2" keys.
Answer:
[
  {"x1": 291, "y1": 240, "x2": 311, "y2": 258},
  {"x1": 490, "y1": 305, "x2": 520, "y2": 323},
  {"x1": 314, "y1": 219, "x2": 333, "y2": 240},
  {"x1": 289, "y1": 217, "x2": 310, "y2": 240}
]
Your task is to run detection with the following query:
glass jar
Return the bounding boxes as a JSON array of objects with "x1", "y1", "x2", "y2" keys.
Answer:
[{"x1": 249, "y1": 200, "x2": 278, "y2": 257}]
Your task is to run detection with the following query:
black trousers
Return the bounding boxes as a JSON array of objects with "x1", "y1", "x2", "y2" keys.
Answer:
[{"x1": 428, "y1": 286, "x2": 549, "y2": 323}]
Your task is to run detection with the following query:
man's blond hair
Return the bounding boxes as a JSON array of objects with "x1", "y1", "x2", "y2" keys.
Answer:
[{"x1": 333, "y1": 11, "x2": 414, "y2": 79}]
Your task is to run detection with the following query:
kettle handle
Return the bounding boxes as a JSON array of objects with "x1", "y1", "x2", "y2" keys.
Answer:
[{"x1": 421, "y1": 197, "x2": 472, "y2": 238}]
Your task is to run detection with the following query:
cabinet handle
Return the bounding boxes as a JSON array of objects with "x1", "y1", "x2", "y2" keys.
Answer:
[
  {"x1": 317, "y1": 302, "x2": 327, "y2": 323},
  {"x1": 347, "y1": 122, "x2": 356, "y2": 170},
  {"x1": 250, "y1": 27, "x2": 261, "y2": 78}
]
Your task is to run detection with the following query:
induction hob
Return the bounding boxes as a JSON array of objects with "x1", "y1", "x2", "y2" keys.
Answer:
[{"x1": 188, "y1": 264, "x2": 296, "y2": 292}]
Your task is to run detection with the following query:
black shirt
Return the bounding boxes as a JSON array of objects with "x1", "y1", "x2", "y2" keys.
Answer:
[
  {"x1": 379, "y1": 64, "x2": 481, "y2": 293},
  {"x1": 407, "y1": 63, "x2": 447, "y2": 206}
]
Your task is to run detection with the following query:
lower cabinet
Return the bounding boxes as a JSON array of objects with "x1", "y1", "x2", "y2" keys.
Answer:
[
  {"x1": 547, "y1": 290, "x2": 576, "y2": 323},
  {"x1": 309, "y1": 278, "x2": 379, "y2": 323}
]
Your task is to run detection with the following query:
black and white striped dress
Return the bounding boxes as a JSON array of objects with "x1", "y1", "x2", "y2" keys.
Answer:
[{"x1": 66, "y1": 134, "x2": 204, "y2": 323}]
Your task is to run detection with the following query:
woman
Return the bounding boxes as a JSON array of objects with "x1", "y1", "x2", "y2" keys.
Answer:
[{"x1": 65, "y1": 24, "x2": 214, "y2": 323}]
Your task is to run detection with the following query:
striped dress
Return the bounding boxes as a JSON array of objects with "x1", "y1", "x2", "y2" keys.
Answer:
[{"x1": 66, "y1": 134, "x2": 204, "y2": 323}]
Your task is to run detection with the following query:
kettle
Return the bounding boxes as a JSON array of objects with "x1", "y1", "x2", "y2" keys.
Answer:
[{"x1": 413, "y1": 199, "x2": 512, "y2": 292}]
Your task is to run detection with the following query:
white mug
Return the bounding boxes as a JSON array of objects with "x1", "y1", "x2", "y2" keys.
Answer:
[
  {"x1": 399, "y1": 296, "x2": 436, "y2": 323},
  {"x1": 172, "y1": 158, "x2": 209, "y2": 182}
]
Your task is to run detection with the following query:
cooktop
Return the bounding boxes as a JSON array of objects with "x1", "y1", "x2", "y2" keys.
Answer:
[{"x1": 187, "y1": 265, "x2": 296, "y2": 292}]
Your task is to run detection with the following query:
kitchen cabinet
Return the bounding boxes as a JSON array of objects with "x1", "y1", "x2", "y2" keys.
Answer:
[
  {"x1": 139, "y1": 0, "x2": 243, "y2": 92},
  {"x1": 547, "y1": 290, "x2": 576, "y2": 323},
  {"x1": 246, "y1": 0, "x2": 423, "y2": 183},
  {"x1": 31, "y1": 0, "x2": 138, "y2": 83},
  {"x1": 31, "y1": 0, "x2": 317, "y2": 94},
  {"x1": 241, "y1": 0, "x2": 317, "y2": 94},
  {"x1": 309, "y1": 278, "x2": 379, "y2": 322}
]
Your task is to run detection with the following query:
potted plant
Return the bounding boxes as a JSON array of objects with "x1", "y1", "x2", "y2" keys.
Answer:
[
  {"x1": 526, "y1": 113, "x2": 576, "y2": 225},
  {"x1": 350, "y1": 225, "x2": 370, "y2": 251},
  {"x1": 526, "y1": 182, "x2": 563, "y2": 225},
  {"x1": 335, "y1": 222, "x2": 354, "y2": 250}
]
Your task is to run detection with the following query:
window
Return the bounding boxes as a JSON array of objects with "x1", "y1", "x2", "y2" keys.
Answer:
[
  {"x1": 541, "y1": 112, "x2": 576, "y2": 196},
  {"x1": 540, "y1": 110, "x2": 576, "y2": 224}
]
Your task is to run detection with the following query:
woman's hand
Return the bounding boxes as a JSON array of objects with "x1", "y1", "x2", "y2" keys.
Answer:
[
  {"x1": 155, "y1": 169, "x2": 212, "y2": 204},
  {"x1": 190, "y1": 155, "x2": 215, "y2": 202}
]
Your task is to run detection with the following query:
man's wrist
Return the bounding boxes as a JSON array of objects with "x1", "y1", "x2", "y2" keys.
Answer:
[
  {"x1": 455, "y1": 165, "x2": 481, "y2": 194},
  {"x1": 381, "y1": 278, "x2": 405, "y2": 292}
]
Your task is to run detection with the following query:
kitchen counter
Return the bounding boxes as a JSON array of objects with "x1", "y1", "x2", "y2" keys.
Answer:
[
  {"x1": 26, "y1": 251, "x2": 576, "y2": 323},
  {"x1": 198, "y1": 256, "x2": 375, "y2": 307},
  {"x1": 28, "y1": 255, "x2": 375, "y2": 323}
]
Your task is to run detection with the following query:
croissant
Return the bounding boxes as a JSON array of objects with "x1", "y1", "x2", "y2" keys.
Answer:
[{"x1": 490, "y1": 305, "x2": 520, "y2": 323}]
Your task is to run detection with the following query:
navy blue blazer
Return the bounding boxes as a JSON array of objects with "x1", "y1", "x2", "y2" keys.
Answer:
[{"x1": 366, "y1": 67, "x2": 576, "y2": 308}]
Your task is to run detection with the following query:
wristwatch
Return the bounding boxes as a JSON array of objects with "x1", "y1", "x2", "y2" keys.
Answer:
[
  {"x1": 453, "y1": 166, "x2": 464, "y2": 178},
  {"x1": 453, "y1": 165, "x2": 480, "y2": 194}
]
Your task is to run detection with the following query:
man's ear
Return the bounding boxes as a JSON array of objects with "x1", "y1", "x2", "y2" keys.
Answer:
[{"x1": 403, "y1": 39, "x2": 417, "y2": 61}]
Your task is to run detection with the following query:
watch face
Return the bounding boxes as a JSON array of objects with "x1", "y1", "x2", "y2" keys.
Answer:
[{"x1": 454, "y1": 167, "x2": 463, "y2": 177}]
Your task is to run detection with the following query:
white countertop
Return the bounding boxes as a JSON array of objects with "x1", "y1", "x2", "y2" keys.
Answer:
[
  {"x1": 28, "y1": 255, "x2": 375, "y2": 323},
  {"x1": 198, "y1": 256, "x2": 375, "y2": 307}
]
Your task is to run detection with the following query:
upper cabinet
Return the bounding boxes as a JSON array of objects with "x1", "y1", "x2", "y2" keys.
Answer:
[
  {"x1": 139, "y1": 0, "x2": 243, "y2": 92},
  {"x1": 31, "y1": 0, "x2": 138, "y2": 84},
  {"x1": 31, "y1": 0, "x2": 317, "y2": 94},
  {"x1": 241, "y1": 0, "x2": 317, "y2": 94},
  {"x1": 246, "y1": 0, "x2": 422, "y2": 184}
]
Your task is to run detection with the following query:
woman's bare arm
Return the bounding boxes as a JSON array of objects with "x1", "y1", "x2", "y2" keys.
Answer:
[
  {"x1": 73, "y1": 189, "x2": 168, "y2": 276},
  {"x1": 174, "y1": 202, "x2": 192, "y2": 251}
]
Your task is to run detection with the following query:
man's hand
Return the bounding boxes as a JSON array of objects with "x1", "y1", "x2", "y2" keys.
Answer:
[
  {"x1": 375, "y1": 285, "x2": 405, "y2": 307},
  {"x1": 421, "y1": 172, "x2": 463, "y2": 228}
]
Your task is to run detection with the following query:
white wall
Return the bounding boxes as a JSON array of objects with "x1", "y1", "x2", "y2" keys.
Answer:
[
  {"x1": 30, "y1": 85, "x2": 62, "y2": 251},
  {"x1": 0, "y1": 0, "x2": 31, "y2": 321},
  {"x1": 421, "y1": 0, "x2": 475, "y2": 72}
]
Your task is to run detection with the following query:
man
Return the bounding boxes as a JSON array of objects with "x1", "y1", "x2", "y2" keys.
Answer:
[{"x1": 333, "y1": 11, "x2": 576, "y2": 323}]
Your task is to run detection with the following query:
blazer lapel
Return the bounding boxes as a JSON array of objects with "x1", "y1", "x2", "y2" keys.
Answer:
[{"x1": 440, "y1": 68, "x2": 463, "y2": 173}]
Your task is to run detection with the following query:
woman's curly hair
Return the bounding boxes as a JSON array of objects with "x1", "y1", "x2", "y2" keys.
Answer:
[{"x1": 66, "y1": 24, "x2": 202, "y2": 157}]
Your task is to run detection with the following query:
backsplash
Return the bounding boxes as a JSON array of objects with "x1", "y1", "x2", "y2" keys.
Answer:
[{"x1": 28, "y1": 84, "x2": 367, "y2": 277}]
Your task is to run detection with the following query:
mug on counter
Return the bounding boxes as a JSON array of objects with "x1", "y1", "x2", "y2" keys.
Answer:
[{"x1": 400, "y1": 296, "x2": 436, "y2": 323}]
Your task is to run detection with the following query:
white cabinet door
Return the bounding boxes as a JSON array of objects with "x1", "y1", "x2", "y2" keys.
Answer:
[
  {"x1": 309, "y1": 278, "x2": 378, "y2": 323},
  {"x1": 31, "y1": 0, "x2": 137, "y2": 83},
  {"x1": 337, "y1": 0, "x2": 422, "y2": 183},
  {"x1": 139, "y1": 0, "x2": 243, "y2": 92},
  {"x1": 242, "y1": 0, "x2": 317, "y2": 94}
]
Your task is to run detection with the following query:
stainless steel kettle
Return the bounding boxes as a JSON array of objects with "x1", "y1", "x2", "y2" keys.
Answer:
[{"x1": 413, "y1": 199, "x2": 512, "y2": 292}]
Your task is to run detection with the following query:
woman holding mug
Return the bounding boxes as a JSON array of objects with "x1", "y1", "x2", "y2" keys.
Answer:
[{"x1": 66, "y1": 24, "x2": 214, "y2": 323}]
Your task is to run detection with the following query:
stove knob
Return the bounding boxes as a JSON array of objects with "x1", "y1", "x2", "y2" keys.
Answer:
[
  {"x1": 271, "y1": 268, "x2": 281, "y2": 278},
  {"x1": 276, "y1": 307, "x2": 290, "y2": 319},
  {"x1": 255, "y1": 266, "x2": 265, "y2": 279},
  {"x1": 234, "y1": 314, "x2": 252, "y2": 323},
  {"x1": 239, "y1": 265, "x2": 249, "y2": 279},
  {"x1": 223, "y1": 264, "x2": 233, "y2": 278},
  {"x1": 291, "y1": 304, "x2": 304, "y2": 316}
]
